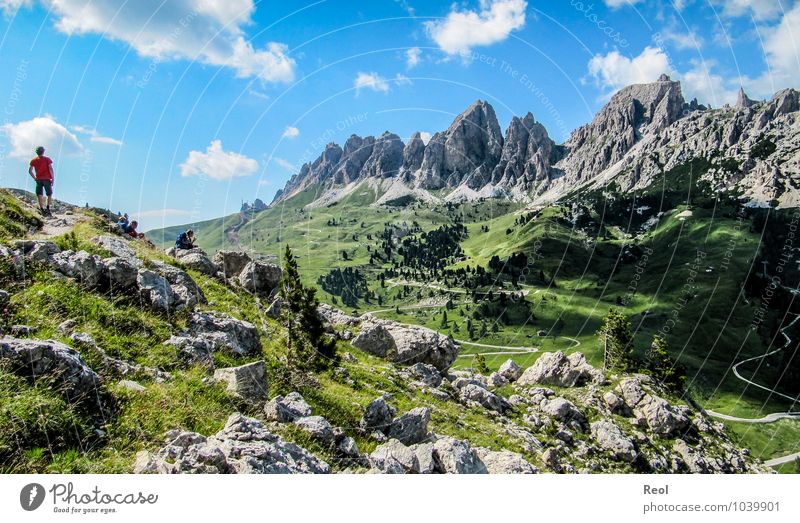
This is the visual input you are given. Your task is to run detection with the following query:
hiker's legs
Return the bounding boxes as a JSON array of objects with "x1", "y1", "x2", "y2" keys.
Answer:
[{"x1": 35, "y1": 182, "x2": 45, "y2": 209}]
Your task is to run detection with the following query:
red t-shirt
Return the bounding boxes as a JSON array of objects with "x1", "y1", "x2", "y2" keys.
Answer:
[{"x1": 30, "y1": 156, "x2": 53, "y2": 181}]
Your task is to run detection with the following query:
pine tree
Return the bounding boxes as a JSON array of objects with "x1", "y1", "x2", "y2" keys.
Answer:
[
  {"x1": 646, "y1": 334, "x2": 686, "y2": 391},
  {"x1": 598, "y1": 309, "x2": 634, "y2": 371},
  {"x1": 440, "y1": 310, "x2": 449, "y2": 328},
  {"x1": 279, "y1": 244, "x2": 336, "y2": 370},
  {"x1": 473, "y1": 353, "x2": 489, "y2": 375}
]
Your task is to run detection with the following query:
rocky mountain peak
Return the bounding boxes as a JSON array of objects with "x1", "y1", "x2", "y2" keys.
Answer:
[
  {"x1": 416, "y1": 99, "x2": 504, "y2": 190},
  {"x1": 736, "y1": 87, "x2": 756, "y2": 109}
]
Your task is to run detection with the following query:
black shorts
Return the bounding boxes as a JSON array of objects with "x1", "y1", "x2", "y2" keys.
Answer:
[{"x1": 35, "y1": 180, "x2": 52, "y2": 197}]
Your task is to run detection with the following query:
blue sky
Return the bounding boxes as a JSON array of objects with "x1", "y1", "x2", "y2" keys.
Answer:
[{"x1": 0, "y1": 0, "x2": 797, "y2": 231}]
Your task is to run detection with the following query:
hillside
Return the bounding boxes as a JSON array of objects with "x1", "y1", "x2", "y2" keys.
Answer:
[{"x1": 0, "y1": 189, "x2": 780, "y2": 474}]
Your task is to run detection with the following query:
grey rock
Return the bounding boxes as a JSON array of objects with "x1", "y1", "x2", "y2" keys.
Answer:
[
  {"x1": 487, "y1": 371, "x2": 509, "y2": 388},
  {"x1": 163, "y1": 335, "x2": 214, "y2": 368},
  {"x1": 459, "y1": 383, "x2": 508, "y2": 413},
  {"x1": 212, "y1": 251, "x2": 252, "y2": 279},
  {"x1": 409, "y1": 362, "x2": 443, "y2": 388},
  {"x1": 137, "y1": 269, "x2": 179, "y2": 312},
  {"x1": 264, "y1": 392, "x2": 313, "y2": 422},
  {"x1": 71, "y1": 332, "x2": 171, "y2": 382},
  {"x1": 179, "y1": 251, "x2": 217, "y2": 276},
  {"x1": 517, "y1": 351, "x2": 603, "y2": 387},
  {"x1": 186, "y1": 311, "x2": 261, "y2": 357},
  {"x1": 10, "y1": 324, "x2": 33, "y2": 337},
  {"x1": 294, "y1": 416, "x2": 335, "y2": 445},
  {"x1": 591, "y1": 420, "x2": 637, "y2": 462},
  {"x1": 360, "y1": 396, "x2": 396, "y2": 432},
  {"x1": 475, "y1": 448, "x2": 538, "y2": 474},
  {"x1": 56, "y1": 319, "x2": 77, "y2": 336},
  {"x1": 150, "y1": 261, "x2": 206, "y2": 309},
  {"x1": 101, "y1": 256, "x2": 138, "y2": 290},
  {"x1": 118, "y1": 380, "x2": 146, "y2": 393},
  {"x1": 93, "y1": 235, "x2": 141, "y2": 267},
  {"x1": 497, "y1": 358, "x2": 522, "y2": 382},
  {"x1": 351, "y1": 321, "x2": 395, "y2": 358},
  {"x1": 238, "y1": 261, "x2": 282, "y2": 297},
  {"x1": 49, "y1": 250, "x2": 103, "y2": 287},
  {"x1": 541, "y1": 397, "x2": 586, "y2": 425},
  {"x1": 387, "y1": 407, "x2": 430, "y2": 445},
  {"x1": 432, "y1": 436, "x2": 487, "y2": 474},
  {"x1": 0, "y1": 336, "x2": 101, "y2": 406},
  {"x1": 213, "y1": 361, "x2": 268, "y2": 402},
  {"x1": 134, "y1": 413, "x2": 330, "y2": 474}
]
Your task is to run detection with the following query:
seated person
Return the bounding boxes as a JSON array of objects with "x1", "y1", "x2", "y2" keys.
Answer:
[
  {"x1": 126, "y1": 220, "x2": 144, "y2": 239},
  {"x1": 175, "y1": 229, "x2": 195, "y2": 250}
]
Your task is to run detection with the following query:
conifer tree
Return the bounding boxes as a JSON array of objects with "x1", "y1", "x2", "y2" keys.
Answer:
[{"x1": 598, "y1": 309, "x2": 634, "y2": 371}]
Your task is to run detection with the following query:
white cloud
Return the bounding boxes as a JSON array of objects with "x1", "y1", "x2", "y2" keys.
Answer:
[
  {"x1": 657, "y1": 26, "x2": 704, "y2": 50},
  {"x1": 0, "y1": 0, "x2": 31, "y2": 15},
  {"x1": 282, "y1": 126, "x2": 300, "y2": 139},
  {"x1": 257, "y1": 179, "x2": 272, "y2": 186},
  {"x1": 604, "y1": 0, "x2": 644, "y2": 8},
  {"x1": 273, "y1": 157, "x2": 296, "y2": 171},
  {"x1": 28, "y1": 0, "x2": 295, "y2": 84},
  {"x1": 680, "y1": 61, "x2": 739, "y2": 107},
  {"x1": 354, "y1": 72, "x2": 390, "y2": 94},
  {"x1": 715, "y1": 0, "x2": 785, "y2": 21},
  {"x1": 394, "y1": 73, "x2": 412, "y2": 86},
  {"x1": 180, "y1": 140, "x2": 259, "y2": 180},
  {"x1": 588, "y1": 46, "x2": 673, "y2": 94},
  {"x1": 1, "y1": 116, "x2": 83, "y2": 157},
  {"x1": 70, "y1": 124, "x2": 122, "y2": 146},
  {"x1": 743, "y1": 3, "x2": 800, "y2": 97},
  {"x1": 419, "y1": 131, "x2": 432, "y2": 144},
  {"x1": 425, "y1": 0, "x2": 527, "y2": 56},
  {"x1": 406, "y1": 47, "x2": 421, "y2": 68},
  {"x1": 132, "y1": 208, "x2": 192, "y2": 218}
]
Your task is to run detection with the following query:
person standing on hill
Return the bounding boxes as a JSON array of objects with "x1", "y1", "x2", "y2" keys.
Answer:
[{"x1": 28, "y1": 146, "x2": 54, "y2": 216}]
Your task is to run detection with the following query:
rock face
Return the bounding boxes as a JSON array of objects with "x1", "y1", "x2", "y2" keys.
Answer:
[
  {"x1": 93, "y1": 235, "x2": 141, "y2": 267},
  {"x1": 49, "y1": 250, "x2": 103, "y2": 287},
  {"x1": 432, "y1": 436, "x2": 487, "y2": 474},
  {"x1": 213, "y1": 361, "x2": 267, "y2": 402},
  {"x1": 475, "y1": 448, "x2": 538, "y2": 474},
  {"x1": 0, "y1": 337, "x2": 101, "y2": 406},
  {"x1": 177, "y1": 250, "x2": 217, "y2": 276},
  {"x1": 517, "y1": 351, "x2": 603, "y2": 387},
  {"x1": 134, "y1": 413, "x2": 330, "y2": 474},
  {"x1": 238, "y1": 261, "x2": 282, "y2": 297},
  {"x1": 272, "y1": 76, "x2": 800, "y2": 210},
  {"x1": 369, "y1": 439, "x2": 434, "y2": 474},
  {"x1": 294, "y1": 416, "x2": 335, "y2": 445},
  {"x1": 498, "y1": 359, "x2": 523, "y2": 382},
  {"x1": 351, "y1": 321, "x2": 395, "y2": 357}
]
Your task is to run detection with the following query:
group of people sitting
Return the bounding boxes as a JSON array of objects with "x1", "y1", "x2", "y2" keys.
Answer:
[{"x1": 114, "y1": 213, "x2": 196, "y2": 253}]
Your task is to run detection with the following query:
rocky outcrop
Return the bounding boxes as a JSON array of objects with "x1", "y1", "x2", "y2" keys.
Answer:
[
  {"x1": 186, "y1": 311, "x2": 261, "y2": 357},
  {"x1": 134, "y1": 413, "x2": 330, "y2": 474},
  {"x1": 386, "y1": 407, "x2": 431, "y2": 445},
  {"x1": 517, "y1": 351, "x2": 603, "y2": 387},
  {"x1": 474, "y1": 448, "x2": 538, "y2": 474},
  {"x1": 176, "y1": 249, "x2": 217, "y2": 276},
  {"x1": 491, "y1": 113, "x2": 560, "y2": 191},
  {"x1": 49, "y1": 250, "x2": 103, "y2": 287},
  {"x1": 0, "y1": 336, "x2": 101, "y2": 406},
  {"x1": 70, "y1": 332, "x2": 171, "y2": 383},
  {"x1": 432, "y1": 436, "x2": 487, "y2": 474},
  {"x1": 360, "y1": 396, "x2": 396, "y2": 432},
  {"x1": 590, "y1": 420, "x2": 637, "y2": 462},
  {"x1": 369, "y1": 439, "x2": 435, "y2": 474},
  {"x1": 497, "y1": 358, "x2": 522, "y2": 382}
]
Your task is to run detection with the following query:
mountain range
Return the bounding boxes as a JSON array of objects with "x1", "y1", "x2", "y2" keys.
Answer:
[{"x1": 272, "y1": 75, "x2": 799, "y2": 210}]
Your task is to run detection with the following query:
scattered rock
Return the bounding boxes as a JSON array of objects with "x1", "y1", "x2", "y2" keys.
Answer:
[
  {"x1": 213, "y1": 361, "x2": 268, "y2": 402},
  {"x1": 409, "y1": 362, "x2": 443, "y2": 387},
  {"x1": 387, "y1": 407, "x2": 430, "y2": 445},
  {"x1": 118, "y1": 380, "x2": 146, "y2": 393},
  {"x1": 590, "y1": 420, "x2": 637, "y2": 462},
  {"x1": 517, "y1": 351, "x2": 603, "y2": 387},
  {"x1": 264, "y1": 392, "x2": 313, "y2": 422},
  {"x1": 498, "y1": 359, "x2": 522, "y2": 382},
  {"x1": 49, "y1": 250, "x2": 103, "y2": 288},
  {"x1": 186, "y1": 311, "x2": 261, "y2": 357},
  {"x1": 101, "y1": 257, "x2": 138, "y2": 290},
  {"x1": 10, "y1": 324, "x2": 33, "y2": 337},
  {"x1": 294, "y1": 416, "x2": 335, "y2": 445},
  {"x1": 459, "y1": 383, "x2": 508, "y2": 413},
  {"x1": 432, "y1": 436, "x2": 487, "y2": 474},
  {"x1": 71, "y1": 332, "x2": 171, "y2": 382},
  {"x1": 137, "y1": 269, "x2": 179, "y2": 312},
  {"x1": 56, "y1": 319, "x2": 77, "y2": 336},
  {"x1": 360, "y1": 397, "x2": 396, "y2": 432},
  {"x1": 179, "y1": 251, "x2": 217, "y2": 276},
  {"x1": 475, "y1": 448, "x2": 538, "y2": 474},
  {"x1": 134, "y1": 413, "x2": 330, "y2": 474},
  {"x1": 541, "y1": 397, "x2": 586, "y2": 425},
  {"x1": 93, "y1": 235, "x2": 141, "y2": 267},
  {"x1": 487, "y1": 371, "x2": 509, "y2": 388},
  {"x1": 0, "y1": 336, "x2": 101, "y2": 406},
  {"x1": 317, "y1": 303, "x2": 360, "y2": 326},
  {"x1": 351, "y1": 321, "x2": 395, "y2": 358}
]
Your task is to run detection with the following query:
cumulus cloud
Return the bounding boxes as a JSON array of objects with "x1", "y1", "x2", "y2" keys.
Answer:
[
  {"x1": 70, "y1": 124, "x2": 123, "y2": 146},
  {"x1": 354, "y1": 72, "x2": 390, "y2": 94},
  {"x1": 681, "y1": 61, "x2": 739, "y2": 107},
  {"x1": 273, "y1": 157, "x2": 296, "y2": 171},
  {"x1": 394, "y1": 73, "x2": 412, "y2": 86},
  {"x1": 419, "y1": 131, "x2": 432, "y2": 144},
  {"x1": 587, "y1": 46, "x2": 673, "y2": 94},
  {"x1": 425, "y1": 0, "x2": 527, "y2": 57},
  {"x1": 0, "y1": 0, "x2": 31, "y2": 15},
  {"x1": 23, "y1": 0, "x2": 295, "y2": 84},
  {"x1": 1, "y1": 116, "x2": 83, "y2": 157},
  {"x1": 715, "y1": 0, "x2": 785, "y2": 21},
  {"x1": 282, "y1": 126, "x2": 300, "y2": 139},
  {"x1": 743, "y1": 3, "x2": 800, "y2": 98},
  {"x1": 406, "y1": 47, "x2": 421, "y2": 68},
  {"x1": 180, "y1": 140, "x2": 259, "y2": 180}
]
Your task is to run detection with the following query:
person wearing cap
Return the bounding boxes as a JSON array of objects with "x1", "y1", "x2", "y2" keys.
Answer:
[
  {"x1": 28, "y1": 146, "x2": 54, "y2": 216},
  {"x1": 175, "y1": 228, "x2": 196, "y2": 250}
]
